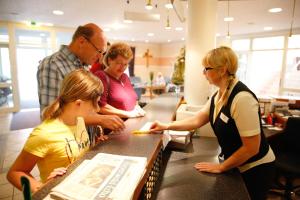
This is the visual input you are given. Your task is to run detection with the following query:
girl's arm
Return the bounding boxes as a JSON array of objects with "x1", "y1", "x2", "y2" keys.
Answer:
[{"x1": 7, "y1": 150, "x2": 42, "y2": 193}]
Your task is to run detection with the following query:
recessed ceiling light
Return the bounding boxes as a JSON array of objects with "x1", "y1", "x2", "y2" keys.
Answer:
[
  {"x1": 165, "y1": 3, "x2": 173, "y2": 9},
  {"x1": 167, "y1": 39, "x2": 171, "y2": 42},
  {"x1": 181, "y1": 37, "x2": 185, "y2": 41},
  {"x1": 123, "y1": 20, "x2": 133, "y2": 23},
  {"x1": 175, "y1": 27, "x2": 183, "y2": 31},
  {"x1": 104, "y1": 28, "x2": 111, "y2": 32},
  {"x1": 52, "y1": 10, "x2": 64, "y2": 15},
  {"x1": 147, "y1": 33, "x2": 154, "y2": 37},
  {"x1": 268, "y1": 8, "x2": 282, "y2": 13},
  {"x1": 264, "y1": 26, "x2": 273, "y2": 31},
  {"x1": 224, "y1": 17, "x2": 234, "y2": 22},
  {"x1": 131, "y1": 38, "x2": 135, "y2": 42},
  {"x1": 145, "y1": 39, "x2": 149, "y2": 43}
]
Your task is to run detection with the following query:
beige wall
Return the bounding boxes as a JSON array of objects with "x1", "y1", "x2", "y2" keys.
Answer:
[{"x1": 125, "y1": 41, "x2": 185, "y2": 83}]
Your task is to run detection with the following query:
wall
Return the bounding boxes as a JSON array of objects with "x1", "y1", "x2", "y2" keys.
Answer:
[{"x1": 126, "y1": 41, "x2": 185, "y2": 84}]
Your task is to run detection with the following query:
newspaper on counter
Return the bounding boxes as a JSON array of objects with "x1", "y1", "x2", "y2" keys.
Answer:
[{"x1": 46, "y1": 153, "x2": 147, "y2": 200}]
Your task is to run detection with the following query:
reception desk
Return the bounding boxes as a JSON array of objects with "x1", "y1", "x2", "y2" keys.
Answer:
[{"x1": 32, "y1": 93, "x2": 249, "y2": 200}]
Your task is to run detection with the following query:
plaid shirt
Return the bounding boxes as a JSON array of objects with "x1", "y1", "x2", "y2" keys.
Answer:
[{"x1": 37, "y1": 45, "x2": 83, "y2": 111}]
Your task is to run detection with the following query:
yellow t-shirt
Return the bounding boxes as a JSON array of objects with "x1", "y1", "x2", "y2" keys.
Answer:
[{"x1": 23, "y1": 117, "x2": 90, "y2": 182}]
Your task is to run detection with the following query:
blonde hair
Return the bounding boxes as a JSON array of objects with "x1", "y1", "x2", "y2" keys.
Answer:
[
  {"x1": 202, "y1": 46, "x2": 238, "y2": 106},
  {"x1": 42, "y1": 69, "x2": 103, "y2": 121},
  {"x1": 103, "y1": 42, "x2": 133, "y2": 67}
]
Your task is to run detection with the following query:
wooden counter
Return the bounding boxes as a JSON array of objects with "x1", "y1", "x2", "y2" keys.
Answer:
[{"x1": 32, "y1": 93, "x2": 249, "y2": 200}]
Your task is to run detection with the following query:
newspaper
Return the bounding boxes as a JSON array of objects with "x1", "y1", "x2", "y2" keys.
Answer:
[{"x1": 46, "y1": 153, "x2": 147, "y2": 200}]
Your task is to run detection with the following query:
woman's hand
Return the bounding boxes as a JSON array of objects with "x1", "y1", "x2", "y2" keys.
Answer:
[
  {"x1": 127, "y1": 105, "x2": 146, "y2": 118},
  {"x1": 149, "y1": 121, "x2": 169, "y2": 132},
  {"x1": 194, "y1": 162, "x2": 224, "y2": 174},
  {"x1": 46, "y1": 167, "x2": 67, "y2": 181}
]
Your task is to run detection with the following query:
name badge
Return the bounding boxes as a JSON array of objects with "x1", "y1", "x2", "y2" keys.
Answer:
[{"x1": 220, "y1": 112, "x2": 229, "y2": 123}]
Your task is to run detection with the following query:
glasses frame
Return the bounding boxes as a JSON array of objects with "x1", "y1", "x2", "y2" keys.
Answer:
[
  {"x1": 82, "y1": 36, "x2": 106, "y2": 55},
  {"x1": 203, "y1": 67, "x2": 214, "y2": 73}
]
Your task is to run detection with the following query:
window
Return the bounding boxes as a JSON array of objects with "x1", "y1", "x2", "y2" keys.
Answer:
[
  {"x1": 15, "y1": 29, "x2": 52, "y2": 109},
  {"x1": 232, "y1": 39, "x2": 250, "y2": 51},
  {"x1": 252, "y1": 36, "x2": 284, "y2": 50},
  {"x1": 56, "y1": 31, "x2": 73, "y2": 50},
  {"x1": 282, "y1": 35, "x2": 300, "y2": 95},
  {"x1": 249, "y1": 50, "x2": 283, "y2": 96}
]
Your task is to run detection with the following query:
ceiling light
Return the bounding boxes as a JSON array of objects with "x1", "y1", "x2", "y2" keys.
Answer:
[
  {"x1": 224, "y1": 17, "x2": 234, "y2": 22},
  {"x1": 289, "y1": 0, "x2": 296, "y2": 37},
  {"x1": 226, "y1": 0, "x2": 231, "y2": 40},
  {"x1": 52, "y1": 10, "x2": 64, "y2": 15},
  {"x1": 165, "y1": 3, "x2": 173, "y2": 9},
  {"x1": 123, "y1": 20, "x2": 133, "y2": 23},
  {"x1": 147, "y1": 33, "x2": 154, "y2": 37},
  {"x1": 167, "y1": 39, "x2": 171, "y2": 42},
  {"x1": 216, "y1": 33, "x2": 221, "y2": 37},
  {"x1": 165, "y1": 13, "x2": 171, "y2": 30},
  {"x1": 131, "y1": 38, "x2": 135, "y2": 41},
  {"x1": 175, "y1": 27, "x2": 183, "y2": 31},
  {"x1": 268, "y1": 8, "x2": 282, "y2": 13},
  {"x1": 145, "y1": 39, "x2": 149, "y2": 43},
  {"x1": 104, "y1": 28, "x2": 111, "y2": 32},
  {"x1": 145, "y1": 0, "x2": 153, "y2": 10},
  {"x1": 181, "y1": 37, "x2": 185, "y2": 41},
  {"x1": 264, "y1": 26, "x2": 273, "y2": 31}
]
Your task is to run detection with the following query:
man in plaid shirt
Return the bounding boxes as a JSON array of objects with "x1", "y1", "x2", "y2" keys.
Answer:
[{"x1": 37, "y1": 23, "x2": 124, "y2": 131}]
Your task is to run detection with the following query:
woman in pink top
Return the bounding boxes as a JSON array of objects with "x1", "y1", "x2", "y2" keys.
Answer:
[{"x1": 94, "y1": 42, "x2": 145, "y2": 118}]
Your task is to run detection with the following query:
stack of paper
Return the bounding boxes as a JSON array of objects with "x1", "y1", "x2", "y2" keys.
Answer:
[{"x1": 163, "y1": 130, "x2": 192, "y2": 150}]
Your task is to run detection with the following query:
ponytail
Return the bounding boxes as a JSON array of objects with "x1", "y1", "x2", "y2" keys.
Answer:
[{"x1": 42, "y1": 97, "x2": 63, "y2": 121}]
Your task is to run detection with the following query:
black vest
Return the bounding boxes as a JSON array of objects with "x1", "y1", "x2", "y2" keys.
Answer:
[{"x1": 209, "y1": 81, "x2": 269, "y2": 164}]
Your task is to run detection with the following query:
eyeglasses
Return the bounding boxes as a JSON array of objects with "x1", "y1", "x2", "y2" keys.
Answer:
[
  {"x1": 203, "y1": 67, "x2": 214, "y2": 73},
  {"x1": 83, "y1": 36, "x2": 106, "y2": 55}
]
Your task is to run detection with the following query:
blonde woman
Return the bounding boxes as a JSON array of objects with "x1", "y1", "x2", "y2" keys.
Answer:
[
  {"x1": 94, "y1": 42, "x2": 145, "y2": 118},
  {"x1": 7, "y1": 69, "x2": 103, "y2": 193},
  {"x1": 150, "y1": 46, "x2": 275, "y2": 200}
]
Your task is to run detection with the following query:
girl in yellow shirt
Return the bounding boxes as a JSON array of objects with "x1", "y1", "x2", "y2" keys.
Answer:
[{"x1": 7, "y1": 69, "x2": 103, "y2": 193}]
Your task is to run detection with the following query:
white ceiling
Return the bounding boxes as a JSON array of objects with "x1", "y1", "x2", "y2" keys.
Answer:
[{"x1": 0, "y1": 0, "x2": 299, "y2": 43}]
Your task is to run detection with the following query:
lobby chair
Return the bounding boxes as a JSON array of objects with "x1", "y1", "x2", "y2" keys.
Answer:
[
  {"x1": 129, "y1": 76, "x2": 145, "y2": 100},
  {"x1": 269, "y1": 117, "x2": 300, "y2": 200}
]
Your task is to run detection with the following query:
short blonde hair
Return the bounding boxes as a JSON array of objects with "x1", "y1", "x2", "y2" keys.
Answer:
[
  {"x1": 103, "y1": 42, "x2": 133, "y2": 67},
  {"x1": 202, "y1": 46, "x2": 238, "y2": 76},
  {"x1": 42, "y1": 69, "x2": 103, "y2": 121}
]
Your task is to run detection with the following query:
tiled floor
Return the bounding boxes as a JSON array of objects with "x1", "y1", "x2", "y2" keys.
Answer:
[
  {"x1": 0, "y1": 112, "x2": 40, "y2": 200},
  {"x1": 0, "y1": 109, "x2": 298, "y2": 200}
]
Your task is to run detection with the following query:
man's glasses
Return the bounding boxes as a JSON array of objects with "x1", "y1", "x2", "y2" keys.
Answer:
[
  {"x1": 203, "y1": 67, "x2": 214, "y2": 73},
  {"x1": 83, "y1": 36, "x2": 106, "y2": 55}
]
